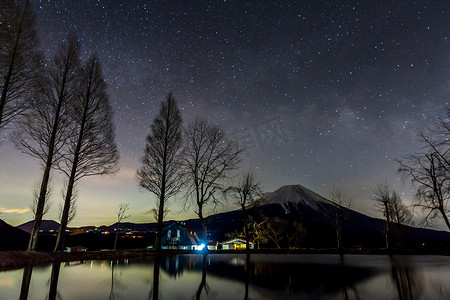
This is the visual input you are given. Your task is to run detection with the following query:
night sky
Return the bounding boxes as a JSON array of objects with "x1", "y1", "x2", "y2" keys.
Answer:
[{"x1": 0, "y1": 0, "x2": 448, "y2": 228}]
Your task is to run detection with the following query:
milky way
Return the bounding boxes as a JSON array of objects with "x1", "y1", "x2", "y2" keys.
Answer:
[{"x1": 0, "y1": 0, "x2": 448, "y2": 227}]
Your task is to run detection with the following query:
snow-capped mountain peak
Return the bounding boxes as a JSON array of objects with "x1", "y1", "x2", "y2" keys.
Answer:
[{"x1": 262, "y1": 184, "x2": 334, "y2": 212}]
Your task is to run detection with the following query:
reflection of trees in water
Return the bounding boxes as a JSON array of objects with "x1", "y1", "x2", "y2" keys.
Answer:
[
  {"x1": 19, "y1": 267, "x2": 33, "y2": 300},
  {"x1": 159, "y1": 254, "x2": 200, "y2": 277},
  {"x1": 390, "y1": 257, "x2": 423, "y2": 300},
  {"x1": 244, "y1": 253, "x2": 250, "y2": 300},
  {"x1": 48, "y1": 262, "x2": 61, "y2": 300},
  {"x1": 195, "y1": 253, "x2": 208, "y2": 300},
  {"x1": 109, "y1": 261, "x2": 127, "y2": 300},
  {"x1": 203, "y1": 256, "x2": 375, "y2": 298},
  {"x1": 195, "y1": 253, "x2": 219, "y2": 300},
  {"x1": 150, "y1": 255, "x2": 160, "y2": 300},
  {"x1": 338, "y1": 256, "x2": 361, "y2": 300}
]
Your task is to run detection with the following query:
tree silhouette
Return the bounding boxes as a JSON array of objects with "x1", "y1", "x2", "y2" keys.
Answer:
[
  {"x1": 54, "y1": 55, "x2": 119, "y2": 252},
  {"x1": 329, "y1": 186, "x2": 353, "y2": 251},
  {"x1": 137, "y1": 92, "x2": 183, "y2": 250},
  {"x1": 398, "y1": 117, "x2": 450, "y2": 230},
  {"x1": 183, "y1": 117, "x2": 242, "y2": 241},
  {"x1": 114, "y1": 203, "x2": 131, "y2": 250},
  {"x1": 371, "y1": 182, "x2": 392, "y2": 250},
  {"x1": 0, "y1": 0, "x2": 42, "y2": 129},
  {"x1": 226, "y1": 170, "x2": 263, "y2": 250},
  {"x1": 14, "y1": 34, "x2": 80, "y2": 251}
]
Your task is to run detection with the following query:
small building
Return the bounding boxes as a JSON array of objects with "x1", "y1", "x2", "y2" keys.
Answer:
[
  {"x1": 206, "y1": 240, "x2": 218, "y2": 251},
  {"x1": 65, "y1": 246, "x2": 88, "y2": 253},
  {"x1": 221, "y1": 238, "x2": 254, "y2": 250},
  {"x1": 161, "y1": 222, "x2": 200, "y2": 250}
]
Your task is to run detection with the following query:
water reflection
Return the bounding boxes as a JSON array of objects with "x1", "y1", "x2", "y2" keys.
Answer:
[
  {"x1": 109, "y1": 261, "x2": 127, "y2": 300},
  {"x1": 48, "y1": 262, "x2": 61, "y2": 300},
  {"x1": 195, "y1": 253, "x2": 209, "y2": 300},
  {"x1": 19, "y1": 267, "x2": 32, "y2": 300},
  {"x1": 3, "y1": 254, "x2": 449, "y2": 299},
  {"x1": 151, "y1": 255, "x2": 160, "y2": 300},
  {"x1": 390, "y1": 257, "x2": 422, "y2": 300}
]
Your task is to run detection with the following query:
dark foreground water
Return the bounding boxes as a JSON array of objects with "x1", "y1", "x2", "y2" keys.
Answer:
[{"x1": 0, "y1": 254, "x2": 449, "y2": 299}]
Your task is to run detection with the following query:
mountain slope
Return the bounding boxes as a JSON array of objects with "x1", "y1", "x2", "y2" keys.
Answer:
[
  {"x1": 17, "y1": 220, "x2": 61, "y2": 233},
  {"x1": 0, "y1": 219, "x2": 29, "y2": 250},
  {"x1": 201, "y1": 184, "x2": 450, "y2": 249}
]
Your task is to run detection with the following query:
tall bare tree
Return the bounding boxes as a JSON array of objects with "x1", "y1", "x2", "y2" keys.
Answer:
[
  {"x1": 30, "y1": 180, "x2": 52, "y2": 217},
  {"x1": 398, "y1": 114, "x2": 450, "y2": 230},
  {"x1": 14, "y1": 35, "x2": 80, "y2": 251},
  {"x1": 226, "y1": 171, "x2": 263, "y2": 250},
  {"x1": 0, "y1": 0, "x2": 41, "y2": 129},
  {"x1": 114, "y1": 203, "x2": 130, "y2": 250},
  {"x1": 329, "y1": 186, "x2": 353, "y2": 250},
  {"x1": 183, "y1": 118, "x2": 242, "y2": 241},
  {"x1": 53, "y1": 55, "x2": 119, "y2": 252},
  {"x1": 137, "y1": 93, "x2": 184, "y2": 250},
  {"x1": 417, "y1": 111, "x2": 450, "y2": 173},
  {"x1": 371, "y1": 182, "x2": 392, "y2": 250},
  {"x1": 388, "y1": 191, "x2": 413, "y2": 248},
  {"x1": 389, "y1": 191, "x2": 413, "y2": 227},
  {"x1": 260, "y1": 217, "x2": 286, "y2": 249},
  {"x1": 399, "y1": 152, "x2": 449, "y2": 230}
]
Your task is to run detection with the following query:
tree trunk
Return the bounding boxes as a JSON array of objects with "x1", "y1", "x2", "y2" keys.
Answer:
[
  {"x1": 198, "y1": 204, "x2": 207, "y2": 243},
  {"x1": 54, "y1": 73, "x2": 90, "y2": 252},
  {"x1": 28, "y1": 161, "x2": 52, "y2": 251},
  {"x1": 243, "y1": 209, "x2": 250, "y2": 250},
  {"x1": 53, "y1": 181, "x2": 73, "y2": 252},
  {"x1": 440, "y1": 207, "x2": 450, "y2": 231},
  {"x1": 384, "y1": 201, "x2": 391, "y2": 251},
  {"x1": 114, "y1": 222, "x2": 120, "y2": 250},
  {"x1": 28, "y1": 52, "x2": 68, "y2": 251}
]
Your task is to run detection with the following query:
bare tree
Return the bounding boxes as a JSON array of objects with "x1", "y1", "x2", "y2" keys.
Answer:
[
  {"x1": 262, "y1": 217, "x2": 286, "y2": 249},
  {"x1": 114, "y1": 203, "x2": 131, "y2": 250},
  {"x1": 329, "y1": 186, "x2": 353, "y2": 251},
  {"x1": 417, "y1": 111, "x2": 450, "y2": 173},
  {"x1": 30, "y1": 180, "x2": 52, "y2": 217},
  {"x1": 388, "y1": 191, "x2": 413, "y2": 248},
  {"x1": 0, "y1": 0, "x2": 41, "y2": 129},
  {"x1": 398, "y1": 114, "x2": 450, "y2": 230},
  {"x1": 399, "y1": 152, "x2": 449, "y2": 230},
  {"x1": 183, "y1": 118, "x2": 243, "y2": 241},
  {"x1": 57, "y1": 183, "x2": 77, "y2": 225},
  {"x1": 14, "y1": 35, "x2": 80, "y2": 251},
  {"x1": 389, "y1": 191, "x2": 413, "y2": 227},
  {"x1": 53, "y1": 55, "x2": 119, "y2": 252},
  {"x1": 371, "y1": 182, "x2": 392, "y2": 250},
  {"x1": 250, "y1": 220, "x2": 269, "y2": 249},
  {"x1": 137, "y1": 92, "x2": 183, "y2": 250},
  {"x1": 287, "y1": 221, "x2": 307, "y2": 249},
  {"x1": 250, "y1": 217, "x2": 287, "y2": 249},
  {"x1": 226, "y1": 170, "x2": 263, "y2": 250}
]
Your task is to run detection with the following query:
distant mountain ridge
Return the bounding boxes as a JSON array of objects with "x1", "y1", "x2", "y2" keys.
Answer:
[
  {"x1": 17, "y1": 219, "x2": 61, "y2": 234},
  {"x1": 8, "y1": 184, "x2": 450, "y2": 250}
]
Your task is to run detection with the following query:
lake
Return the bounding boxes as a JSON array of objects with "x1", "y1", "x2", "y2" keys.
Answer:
[{"x1": 0, "y1": 254, "x2": 449, "y2": 299}]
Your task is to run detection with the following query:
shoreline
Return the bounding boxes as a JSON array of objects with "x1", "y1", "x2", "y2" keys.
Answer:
[{"x1": 1, "y1": 248, "x2": 448, "y2": 271}]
